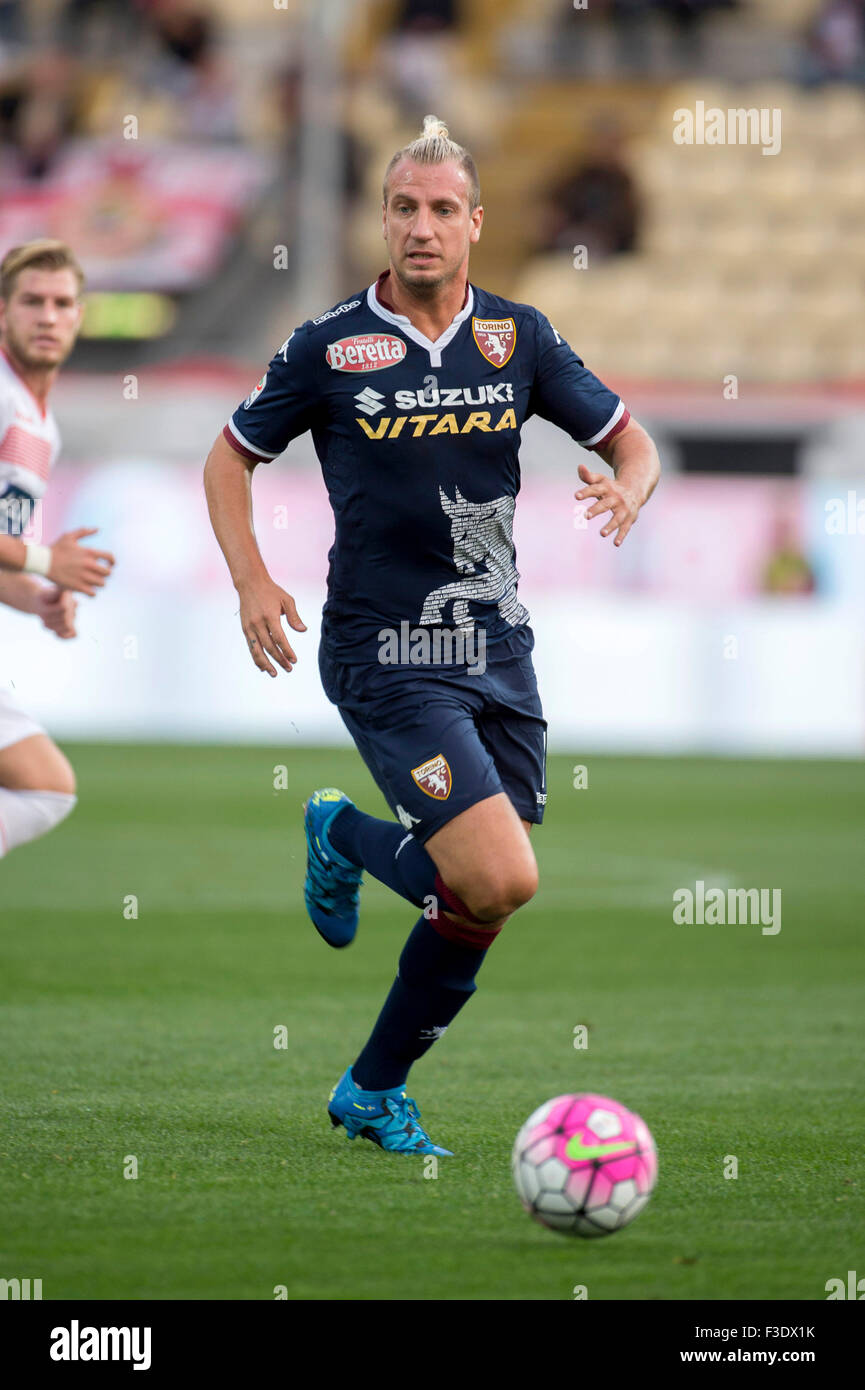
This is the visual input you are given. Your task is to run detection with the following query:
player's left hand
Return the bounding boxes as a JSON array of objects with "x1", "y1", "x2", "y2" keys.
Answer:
[
  {"x1": 36, "y1": 585, "x2": 78, "y2": 640},
  {"x1": 575, "y1": 462, "x2": 641, "y2": 547}
]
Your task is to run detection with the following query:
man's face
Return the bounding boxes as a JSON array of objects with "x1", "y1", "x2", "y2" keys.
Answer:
[
  {"x1": 383, "y1": 158, "x2": 483, "y2": 295},
  {"x1": 0, "y1": 267, "x2": 83, "y2": 371}
]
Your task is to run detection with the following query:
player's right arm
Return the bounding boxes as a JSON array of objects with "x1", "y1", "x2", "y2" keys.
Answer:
[
  {"x1": 0, "y1": 527, "x2": 114, "y2": 594},
  {"x1": 0, "y1": 571, "x2": 78, "y2": 637},
  {"x1": 205, "y1": 326, "x2": 318, "y2": 676},
  {"x1": 203, "y1": 430, "x2": 306, "y2": 677}
]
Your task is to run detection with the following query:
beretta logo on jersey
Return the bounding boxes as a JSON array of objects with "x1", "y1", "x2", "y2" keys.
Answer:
[
  {"x1": 411, "y1": 754, "x2": 452, "y2": 800},
  {"x1": 472, "y1": 317, "x2": 516, "y2": 368},
  {"x1": 326, "y1": 333, "x2": 407, "y2": 373}
]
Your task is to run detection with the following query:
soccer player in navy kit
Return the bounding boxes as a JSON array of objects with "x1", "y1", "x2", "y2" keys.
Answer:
[{"x1": 204, "y1": 116, "x2": 660, "y2": 1156}]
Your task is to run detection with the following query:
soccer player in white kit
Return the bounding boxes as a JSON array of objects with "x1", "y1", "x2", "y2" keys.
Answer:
[{"x1": 0, "y1": 240, "x2": 115, "y2": 860}]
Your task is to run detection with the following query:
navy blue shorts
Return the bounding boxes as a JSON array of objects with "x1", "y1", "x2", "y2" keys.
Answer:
[{"x1": 318, "y1": 625, "x2": 547, "y2": 845}]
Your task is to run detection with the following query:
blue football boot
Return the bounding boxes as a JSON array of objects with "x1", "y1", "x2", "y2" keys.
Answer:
[
  {"x1": 303, "y1": 788, "x2": 363, "y2": 947},
  {"x1": 327, "y1": 1067, "x2": 454, "y2": 1157}
]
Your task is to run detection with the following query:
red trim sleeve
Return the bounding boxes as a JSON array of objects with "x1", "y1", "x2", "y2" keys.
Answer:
[
  {"x1": 222, "y1": 424, "x2": 269, "y2": 462},
  {"x1": 590, "y1": 407, "x2": 631, "y2": 452}
]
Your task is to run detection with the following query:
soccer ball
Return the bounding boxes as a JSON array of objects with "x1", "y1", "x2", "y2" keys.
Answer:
[{"x1": 512, "y1": 1093, "x2": 657, "y2": 1237}]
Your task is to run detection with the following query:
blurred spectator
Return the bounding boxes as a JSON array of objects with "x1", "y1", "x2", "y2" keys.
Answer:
[
  {"x1": 658, "y1": 1, "x2": 738, "y2": 62},
  {"x1": 536, "y1": 120, "x2": 640, "y2": 262},
  {"x1": 275, "y1": 65, "x2": 366, "y2": 204},
  {"x1": 608, "y1": 0, "x2": 737, "y2": 23},
  {"x1": 58, "y1": 0, "x2": 147, "y2": 57},
  {"x1": 545, "y1": 0, "x2": 737, "y2": 75},
  {"x1": 150, "y1": 3, "x2": 212, "y2": 68},
  {"x1": 142, "y1": 1, "x2": 240, "y2": 141},
  {"x1": 799, "y1": 0, "x2": 865, "y2": 86},
  {"x1": 272, "y1": 64, "x2": 369, "y2": 285},
  {"x1": 0, "y1": 48, "x2": 78, "y2": 179},
  {"x1": 0, "y1": 0, "x2": 25, "y2": 49},
  {"x1": 393, "y1": 0, "x2": 459, "y2": 30},
  {"x1": 382, "y1": 0, "x2": 464, "y2": 117},
  {"x1": 613, "y1": 0, "x2": 739, "y2": 68}
]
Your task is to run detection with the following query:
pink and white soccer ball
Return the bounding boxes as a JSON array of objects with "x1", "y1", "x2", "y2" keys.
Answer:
[{"x1": 512, "y1": 1093, "x2": 657, "y2": 1237}]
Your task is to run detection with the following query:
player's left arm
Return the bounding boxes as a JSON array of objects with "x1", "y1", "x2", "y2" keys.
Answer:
[
  {"x1": 576, "y1": 417, "x2": 661, "y2": 548},
  {"x1": 527, "y1": 310, "x2": 660, "y2": 547},
  {"x1": 0, "y1": 571, "x2": 77, "y2": 637}
]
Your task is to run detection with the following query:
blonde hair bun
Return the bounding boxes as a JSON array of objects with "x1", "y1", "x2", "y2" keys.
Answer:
[
  {"x1": 382, "y1": 115, "x2": 481, "y2": 210},
  {"x1": 422, "y1": 114, "x2": 450, "y2": 141}
]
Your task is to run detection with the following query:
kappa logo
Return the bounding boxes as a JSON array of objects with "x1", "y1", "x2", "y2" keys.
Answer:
[
  {"x1": 326, "y1": 333, "x2": 407, "y2": 373},
  {"x1": 312, "y1": 298, "x2": 361, "y2": 326},
  {"x1": 472, "y1": 317, "x2": 516, "y2": 368},
  {"x1": 411, "y1": 754, "x2": 452, "y2": 801},
  {"x1": 396, "y1": 803, "x2": 421, "y2": 830},
  {"x1": 244, "y1": 371, "x2": 267, "y2": 408}
]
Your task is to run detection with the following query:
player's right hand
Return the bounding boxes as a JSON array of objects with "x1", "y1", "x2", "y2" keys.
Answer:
[
  {"x1": 36, "y1": 586, "x2": 78, "y2": 640},
  {"x1": 237, "y1": 578, "x2": 306, "y2": 677},
  {"x1": 47, "y1": 528, "x2": 115, "y2": 596}
]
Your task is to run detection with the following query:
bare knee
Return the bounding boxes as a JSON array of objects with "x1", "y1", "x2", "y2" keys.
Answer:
[
  {"x1": 459, "y1": 861, "x2": 539, "y2": 925},
  {"x1": 0, "y1": 736, "x2": 76, "y2": 795},
  {"x1": 44, "y1": 765, "x2": 76, "y2": 796},
  {"x1": 428, "y1": 796, "x2": 540, "y2": 928},
  {"x1": 35, "y1": 760, "x2": 76, "y2": 796}
]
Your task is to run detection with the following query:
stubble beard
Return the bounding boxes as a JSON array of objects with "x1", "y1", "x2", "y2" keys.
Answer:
[
  {"x1": 2, "y1": 321, "x2": 74, "y2": 373},
  {"x1": 393, "y1": 253, "x2": 463, "y2": 299}
]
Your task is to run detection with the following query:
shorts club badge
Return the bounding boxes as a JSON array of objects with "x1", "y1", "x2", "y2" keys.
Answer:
[
  {"x1": 411, "y1": 754, "x2": 452, "y2": 800},
  {"x1": 472, "y1": 317, "x2": 516, "y2": 368}
]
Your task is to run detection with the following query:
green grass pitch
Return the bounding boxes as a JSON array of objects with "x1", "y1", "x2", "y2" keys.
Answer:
[{"x1": 1, "y1": 744, "x2": 862, "y2": 1301}]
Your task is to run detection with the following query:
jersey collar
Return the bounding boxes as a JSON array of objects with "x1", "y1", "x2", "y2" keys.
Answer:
[{"x1": 367, "y1": 270, "x2": 473, "y2": 367}]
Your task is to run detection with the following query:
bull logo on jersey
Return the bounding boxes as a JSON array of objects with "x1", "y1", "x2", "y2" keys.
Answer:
[
  {"x1": 420, "y1": 486, "x2": 530, "y2": 631},
  {"x1": 411, "y1": 754, "x2": 452, "y2": 801},
  {"x1": 326, "y1": 333, "x2": 407, "y2": 372},
  {"x1": 472, "y1": 317, "x2": 516, "y2": 368}
]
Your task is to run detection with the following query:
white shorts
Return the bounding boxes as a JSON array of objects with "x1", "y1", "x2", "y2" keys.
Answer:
[{"x1": 0, "y1": 685, "x2": 45, "y2": 751}]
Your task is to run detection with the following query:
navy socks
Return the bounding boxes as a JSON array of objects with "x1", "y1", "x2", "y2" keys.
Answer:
[
  {"x1": 327, "y1": 804, "x2": 490, "y2": 1091},
  {"x1": 328, "y1": 804, "x2": 437, "y2": 908},
  {"x1": 352, "y1": 913, "x2": 488, "y2": 1091}
]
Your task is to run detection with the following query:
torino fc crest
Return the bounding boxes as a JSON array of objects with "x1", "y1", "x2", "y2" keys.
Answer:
[
  {"x1": 472, "y1": 317, "x2": 516, "y2": 368},
  {"x1": 411, "y1": 754, "x2": 452, "y2": 800}
]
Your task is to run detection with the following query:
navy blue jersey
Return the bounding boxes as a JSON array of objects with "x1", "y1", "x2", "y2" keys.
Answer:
[{"x1": 224, "y1": 272, "x2": 629, "y2": 663}]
